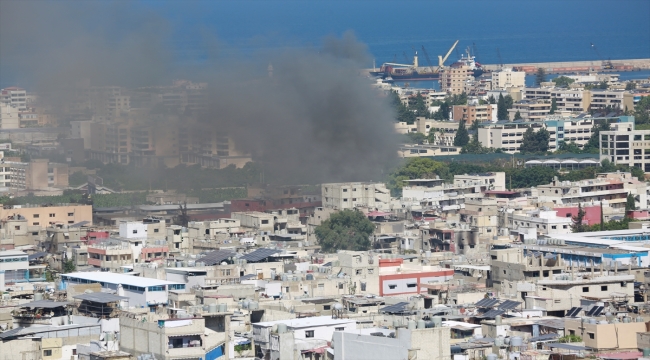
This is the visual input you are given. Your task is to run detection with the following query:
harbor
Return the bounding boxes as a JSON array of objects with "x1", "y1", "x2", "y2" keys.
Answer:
[{"x1": 367, "y1": 58, "x2": 650, "y2": 78}]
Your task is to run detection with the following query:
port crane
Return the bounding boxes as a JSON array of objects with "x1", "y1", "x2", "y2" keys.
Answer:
[
  {"x1": 590, "y1": 43, "x2": 613, "y2": 70},
  {"x1": 496, "y1": 47, "x2": 503, "y2": 70},
  {"x1": 437, "y1": 40, "x2": 459, "y2": 71},
  {"x1": 420, "y1": 45, "x2": 436, "y2": 73}
]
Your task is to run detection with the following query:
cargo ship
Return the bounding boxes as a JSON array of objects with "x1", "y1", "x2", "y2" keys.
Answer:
[{"x1": 370, "y1": 41, "x2": 485, "y2": 81}]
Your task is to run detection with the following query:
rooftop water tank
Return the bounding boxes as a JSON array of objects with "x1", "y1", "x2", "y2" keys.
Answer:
[
  {"x1": 494, "y1": 336, "x2": 505, "y2": 347},
  {"x1": 510, "y1": 336, "x2": 523, "y2": 347},
  {"x1": 249, "y1": 301, "x2": 259, "y2": 310},
  {"x1": 643, "y1": 348, "x2": 650, "y2": 357},
  {"x1": 417, "y1": 320, "x2": 425, "y2": 329},
  {"x1": 218, "y1": 303, "x2": 227, "y2": 312},
  {"x1": 277, "y1": 323, "x2": 287, "y2": 334},
  {"x1": 408, "y1": 320, "x2": 416, "y2": 330},
  {"x1": 432, "y1": 316, "x2": 442, "y2": 327},
  {"x1": 495, "y1": 315, "x2": 502, "y2": 325},
  {"x1": 209, "y1": 303, "x2": 218, "y2": 313},
  {"x1": 34, "y1": 292, "x2": 43, "y2": 301}
]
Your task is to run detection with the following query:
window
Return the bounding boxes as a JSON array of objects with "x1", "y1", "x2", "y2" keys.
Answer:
[
  {"x1": 601, "y1": 285, "x2": 608, "y2": 291},
  {"x1": 323, "y1": 305, "x2": 331, "y2": 310},
  {"x1": 367, "y1": 268, "x2": 374, "y2": 274},
  {"x1": 33, "y1": 214, "x2": 39, "y2": 218},
  {"x1": 305, "y1": 330, "x2": 314, "y2": 338},
  {"x1": 335, "y1": 327, "x2": 345, "y2": 331},
  {"x1": 44, "y1": 350, "x2": 52, "y2": 356},
  {"x1": 154, "y1": 228, "x2": 159, "y2": 233},
  {"x1": 582, "y1": 287, "x2": 589, "y2": 293},
  {"x1": 338, "y1": 283, "x2": 344, "y2": 289},
  {"x1": 388, "y1": 284, "x2": 397, "y2": 289},
  {"x1": 588, "y1": 332, "x2": 595, "y2": 339},
  {"x1": 261, "y1": 220, "x2": 269, "y2": 224},
  {"x1": 569, "y1": 330, "x2": 575, "y2": 335},
  {"x1": 49, "y1": 213, "x2": 55, "y2": 217},
  {"x1": 14, "y1": 226, "x2": 20, "y2": 230},
  {"x1": 67, "y1": 212, "x2": 74, "y2": 217},
  {"x1": 407, "y1": 283, "x2": 417, "y2": 288},
  {"x1": 147, "y1": 285, "x2": 165, "y2": 292},
  {"x1": 356, "y1": 269, "x2": 362, "y2": 275},
  {"x1": 168, "y1": 284, "x2": 185, "y2": 291},
  {"x1": 132, "y1": 230, "x2": 138, "y2": 234}
]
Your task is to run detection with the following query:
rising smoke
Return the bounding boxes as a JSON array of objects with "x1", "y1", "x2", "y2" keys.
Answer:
[{"x1": 0, "y1": 1, "x2": 399, "y2": 185}]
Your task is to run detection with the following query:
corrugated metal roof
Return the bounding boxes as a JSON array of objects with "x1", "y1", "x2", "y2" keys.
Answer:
[
  {"x1": 21, "y1": 300, "x2": 69, "y2": 309},
  {"x1": 73, "y1": 292, "x2": 128, "y2": 303},
  {"x1": 240, "y1": 248, "x2": 282, "y2": 262},
  {"x1": 200, "y1": 249, "x2": 236, "y2": 266},
  {"x1": 545, "y1": 343, "x2": 589, "y2": 351}
]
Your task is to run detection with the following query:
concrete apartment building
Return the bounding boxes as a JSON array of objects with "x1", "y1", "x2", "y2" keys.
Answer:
[
  {"x1": 532, "y1": 172, "x2": 649, "y2": 212},
  {"x1": 565, "y1": 317, "x2": 644, "y2": 351},
  {"x1": 489, "y1": 247, "x2": 565, "y2": 291},
  {"x1": 441, "y1": 62, "x2": 471, "y2": 95},
  {"x1": 507, "y1": 100, "x2": 552, "y2": 121},
  {"x1": 452, "y1": 104, "x2": 495, "y2": 124},
  {"x1": 0, "y1": 87, "x2": 27, "y2": 110},
  {"x1": 524, "y1": 87, "x2": 634, "y2": 113},
  {"x1": 120, "y1": 314, "x2": 228, "y2": 360},
  {"x1": 398, "y1": 144, "x2": 461, "y2": 158},
  {"x1": 0, "y1": 102, "x2": 20, "y2": 129},
  {"x1": 321, "y1": 182, "x2": 391, "y2": 211},
  {"x1": 0, "y1": 203, "x2": 92, "y2": 229},
  {"x1": 600, "y1": 120, "x2": 650, "y2": 172},
  {"x1": 478, "y1": 115, "x2": 635, "y2": 153},
  {"x1": 333, "y1": 325, "x2": 451, "y2": 360},
  {"x1": 491, "y1": 68, "x2": 526, "y2": 89},
  {"x1": 7, "y1": 159, "x2": 69, "y2": 192}
]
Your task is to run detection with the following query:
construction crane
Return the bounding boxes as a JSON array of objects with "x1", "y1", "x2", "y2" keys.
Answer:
[
  {"x1": 437, "y1": 40, "x2": 459, "y2": 71},
  {"x1": 591, "y1": 43, "x2": 613, "y2": 70},
  {"x1": 496, "y1": 47, "x2": 503, "y2": 70},
  {"x1": 420, "y1": 45, "x2": 436, "y2": 73}
]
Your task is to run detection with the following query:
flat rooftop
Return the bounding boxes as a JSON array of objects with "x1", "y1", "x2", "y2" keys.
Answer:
[
  {"x1": 62, "y1": 272, "x2": 182, "y2": 287},
  {"x1": 254, "y1": 315, "x2": 355, "y2": 328}
]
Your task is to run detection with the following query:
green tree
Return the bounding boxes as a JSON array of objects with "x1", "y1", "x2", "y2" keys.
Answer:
[
  {"x1": 69, "y1": 172, "x2": 87, "y2": 187},
  {"x1": 513, "y1": 111, "x2": 522, "y2": 120},
  {"x1": 488, "y1": 95, "x2": 496, "y2": 104},
  {"x1": 497, "y1": 94, "x2": 508, "y2": 120},
  {"x1": 315, "y1": 210, "x2": 375, "y2": 252},
  {"x1": 433, "y1": 101, "x2": 450, "y2": 120},
  {"x1": 598, "y1": 80, "x2": 609, "y2": 90},
  {"x1": 504, "y1": 95, "x2": 514, "y2": 110},
  {"x1": 386, "y1": 158, "x2": 448, "y2": 195},
  {"x1": 453, "y1": 121, "x2": 470, "y2": 147},
  {"x1": 461, "y1": 135, "x2": 492, "y2": 154},
  {"x1": 557, "y1": 141, "x2": 581, "y2": 154},
  {"x1": 550, "y1": 98, "x2": 557, "y2": 114},
  {"x1": 625, "y1": 82, "x2": 636, "y2": 90},
  {"x1": 552, "y1": 76, "x2": 575, "y2": 88},
  {"x1": 63, "y1": 260, "x2": 76, "y2": 273},
  {"x1": 535, "y1": 68, "x2": 546, "y2": 85},
  {"x1": 634, "y1": 96, "x2": 650, "y2": 125},
  {"x1": 625, "y1": 193, "x2": 636, "y2": 212},
  {"x1": 405, "y1": 132, "x2": 426, "y2": 144},
  {"x1": 520, "y1": 127, "x2": 550, "y2": 153},
  {"x1": 583, "y1": 122, "x2": 610, "y2": 153},
  {"x1": 571, "y1": 204, "x2": 586, "y2": 233},
  {"x1": 412, "y1": 93, "x2": 430, "y2": 118}
]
